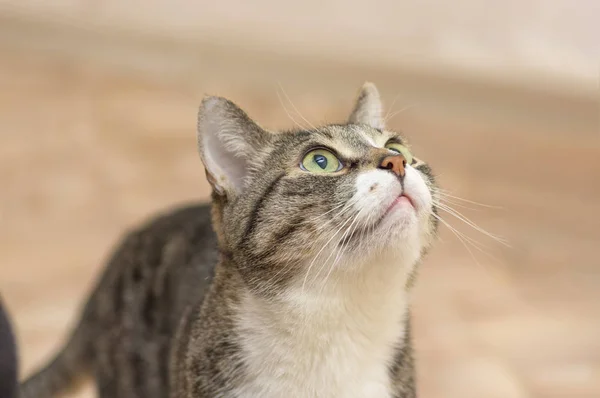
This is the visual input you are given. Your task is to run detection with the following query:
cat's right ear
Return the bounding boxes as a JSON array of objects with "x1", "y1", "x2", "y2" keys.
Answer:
[
  {"x1": 197, "y1": 96, "x2": 270, "y2": 198},
  {"x1": 348, "y1": 82, "x2": 384, "y2": 130}
]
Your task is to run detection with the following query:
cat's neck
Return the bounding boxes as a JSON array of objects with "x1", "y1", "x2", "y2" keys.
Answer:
[{"x1": 227, "y1": 252, "x2": 415, "y2": 397}]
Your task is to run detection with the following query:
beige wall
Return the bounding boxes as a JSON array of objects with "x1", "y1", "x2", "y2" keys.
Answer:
[{"x1": 1, "y1": 0, "x2": 598, "y2": 91}]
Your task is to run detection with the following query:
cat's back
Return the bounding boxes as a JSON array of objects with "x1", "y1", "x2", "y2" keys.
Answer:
[
  {"x1": 136, "y1": 202, "x2": 219, "y2": 320},
  {"x1": 100, "y1": 202, "x2": 218, "y2": 321},
  {"x1": 84, "y1": 202, "x2": 219, "y2": 397}
]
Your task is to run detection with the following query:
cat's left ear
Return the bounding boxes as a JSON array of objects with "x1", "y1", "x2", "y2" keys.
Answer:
[
  {"x1": 348, "y1": 82, "x2": 384, "y2": 130},
  {"x1": 197, "y1": 96, "x2": 271, "y2": 198}
]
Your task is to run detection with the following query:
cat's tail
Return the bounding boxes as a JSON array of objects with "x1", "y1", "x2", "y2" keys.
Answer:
[{"x1": 19, "y1": 321, "x2": 92, "y2": 398}]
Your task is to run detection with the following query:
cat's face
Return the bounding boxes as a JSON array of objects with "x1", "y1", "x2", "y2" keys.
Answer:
[{"x1": 198, "y1": 83, "x2": 438, "y2": 296}]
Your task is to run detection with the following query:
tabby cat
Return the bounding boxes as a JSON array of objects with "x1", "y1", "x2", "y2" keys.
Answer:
[{"x1": 20, "y1": 82, "x2": 439, "y2": 398}]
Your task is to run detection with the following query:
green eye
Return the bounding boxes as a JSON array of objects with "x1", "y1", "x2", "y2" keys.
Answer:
[
  {"x1": 385, "y1": 142, "x2": 413, "y2": 164},
  {"x1": 301, "y1": 149, "x2": 342, "y2": 173}
]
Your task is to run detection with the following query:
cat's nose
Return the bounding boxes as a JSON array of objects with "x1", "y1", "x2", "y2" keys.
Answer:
[{"x1": 379, "y1": 155, "x2": 406, "y2": 177}]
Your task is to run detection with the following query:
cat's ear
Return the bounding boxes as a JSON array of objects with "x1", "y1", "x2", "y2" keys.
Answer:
[
  {"x1": 197, "y1": 96, "x2": 270, "y2": 197},
  {"x1": 348, "y1": 82, "x2": 384, "y2": 130}
]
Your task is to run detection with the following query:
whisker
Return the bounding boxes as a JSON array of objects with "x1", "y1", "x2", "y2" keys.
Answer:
[
  {"x1": 292, "y1": 202, "x2": 355, "y2": 238},
  {"x1": 261, "y1": 259, "x2": 295, "y2": 291},
  {"x1": 304, "y1": 201, "x2": 349, "y2": 223},
  {"x1": 277, "y1": 83, "x2": 317, "y2": 131},
  {"x1": 317, "y1": 208, "x2": 364, "y2": 293},
  {"x1": 432, "y1": 213, "x2": 489, "y2": 271},
  {"x1": 437, "y1": 197, "x2": 482, "y2": 212},
  {"x1": 436, "y1": 190, "x2": 503, "y2": 209},
  {"x1": 307, "y1": 203, "x2": 356, "y2": 233},
  {"x1": 434, "y1": 202, "x2": 510, "y2": 247},
  {"x1": 302, "y1": 206, "x2": 357, "y2": 292},
  {"x1": 312, "y1": 209, "x2": 362, "y2": 286},
  {"x1": 358, "y1": 210, "x2": 374, "y2": 252},
  {"x1": 384, "y1": 94, "x2": 401, "y2": 122},
  {"x1": 433, "y1": 212, "x2": 505, "y2": 267},
  {"x1": 257, "y1": 201, "x2": 355, "y2": 286},
  {"x1": 433, "y1": 210, "x2": 494, "y2": 252},
  {"x1": 383, "y1": 103, "x2": 419, "y2": 124},
  {"x1": 276, "y1": 86, "x2": 307, "y2": 130}
]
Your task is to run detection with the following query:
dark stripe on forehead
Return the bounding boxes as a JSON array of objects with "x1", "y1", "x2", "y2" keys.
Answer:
[
  {"x1": 296, "y1": 128, "x2": 336, "y2": 141},
  {"x1": 240, "y1": 172, "x2": 286, "y2": 244},
  {"x1": 345, "y1": 124, "x2": 387, "y2": 147},
  {"x1": 273, "y1": 130, "x2": 317, "y2": 152},
  {"x1": 316, "y1": 128, "x2": 333, "y2": 139}
]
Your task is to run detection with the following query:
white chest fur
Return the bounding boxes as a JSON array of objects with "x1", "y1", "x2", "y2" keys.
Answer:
[{"x1": 233, "y1": 254, "x2": 414, "y2": 398}]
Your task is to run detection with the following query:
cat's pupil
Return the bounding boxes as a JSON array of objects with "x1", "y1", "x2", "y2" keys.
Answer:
[{"x1": 314, "y1": 154, "x2": 328, "y2": 169}]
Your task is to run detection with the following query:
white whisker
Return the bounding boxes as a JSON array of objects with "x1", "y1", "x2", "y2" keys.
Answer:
[
  {"x1": 317, "y1": 208, "x2": 364, "y2": 293},
  {"x1": 434, "y1": 202, "x2": 510, "y2": 247},
  {"x1": 432, "y1": 213, "x2": 489, "y2": 271},
  {"x1": 384, "y1": 94, "x2": 401, "y2": 122},
  {"x1": 437, "y1": 197, "x2": 482, "y2": 212},
  {"x1": 311, "y1": 209, "x2": 361, "y2": 288},
  {"x1": 304, "y1": 201, "x2": 350, "y2": 224},
  {"x1": 276, "y1": 86, "x2": 307, "y2": 130},
  {"x1": 436, "y1": 189, "x2": 503, "y2": 209},
  {"x1": 301, "y1": 205, "x2": 357, "y2": 292},
  {"x1": 277, "y1": 83, "x2": 317, "y2": 131},
  {"x1": 383, "y1": 103, "x2": 419, "y2": 124}
]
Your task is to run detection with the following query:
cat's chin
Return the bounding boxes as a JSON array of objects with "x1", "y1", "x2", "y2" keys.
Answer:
[
  {"x1": 335, "y1": 203, "x2": 419, "y2": 255},
  {"x1": 384, "y1": 194, "x2": 415, "y2": 216},
  {"x1": 371, "y1": 195, "x2": 418, "y2": 232}
]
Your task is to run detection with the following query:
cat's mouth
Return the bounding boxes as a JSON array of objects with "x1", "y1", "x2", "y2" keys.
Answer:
[
  {"x1": 339, "y1": 193, "x2": 415, "y2": 246},
  {"x1": 387, "y1": 194, "x2": 415, "y2": 211},
  {"x1": 380, "y1": 193, "x2": 416, "y2": 220}
]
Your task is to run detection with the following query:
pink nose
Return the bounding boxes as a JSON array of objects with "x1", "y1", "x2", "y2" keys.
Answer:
[{"x1": 379, "y1": 155, "x2": 406, "y2": 177}]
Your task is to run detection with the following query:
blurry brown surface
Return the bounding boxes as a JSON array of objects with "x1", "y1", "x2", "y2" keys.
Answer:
[{"x1": 0, "y1": 44, "x2": 599, "y2": 398}]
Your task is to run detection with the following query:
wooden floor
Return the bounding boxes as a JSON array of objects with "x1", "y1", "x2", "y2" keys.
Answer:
[{"x1": 0, "y1": 48, "x2": 599, "y2": 398}]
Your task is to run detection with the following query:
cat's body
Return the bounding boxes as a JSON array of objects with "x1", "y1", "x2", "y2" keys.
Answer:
[
  {"x1": 21, "y1": 205, "x2": 218, "y2": 398},
  {"x1": 21, "y1": 83, "x2": 438, "y2": 398}
]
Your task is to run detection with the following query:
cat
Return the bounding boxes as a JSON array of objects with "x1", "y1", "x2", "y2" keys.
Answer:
[{"x1": 20, "y1": 82, "x2": 439, "y2": 398}]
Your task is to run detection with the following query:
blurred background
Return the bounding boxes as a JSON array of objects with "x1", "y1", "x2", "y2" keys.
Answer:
[{"x1": 0, "y1": 1, "x2": 598, "y2": 397}]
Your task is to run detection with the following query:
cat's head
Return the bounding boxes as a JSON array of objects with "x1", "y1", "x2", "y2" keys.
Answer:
[{"x1": 197, "y1": 83, "x2": 439, "y2": 296}]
